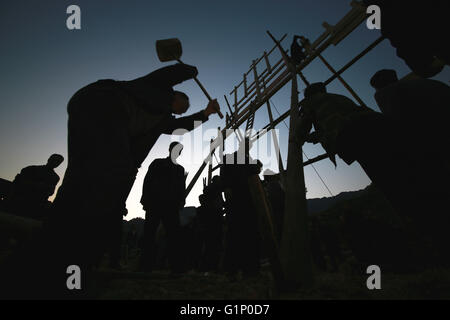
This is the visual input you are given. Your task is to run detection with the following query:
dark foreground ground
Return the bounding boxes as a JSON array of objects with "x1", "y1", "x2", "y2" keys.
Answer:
[
  {"x1": 2, "y1": 201, "x2": 450, "y2": 300},
  {"x1": 87, "y1": 263, "x2": 450, "y2": 300},
  {"x1": 2, "y1": 242, "x2": 450, "y2": 299}
]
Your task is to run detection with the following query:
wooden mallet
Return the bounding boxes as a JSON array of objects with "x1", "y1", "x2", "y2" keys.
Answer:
[{"x1": 156, "y1": 38, "x2": 223, "y2": 119}]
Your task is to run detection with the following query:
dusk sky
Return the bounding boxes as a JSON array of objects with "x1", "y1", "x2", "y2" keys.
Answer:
[{"x1": 1, "y1": 0, "x2": 448, "y2": 221}]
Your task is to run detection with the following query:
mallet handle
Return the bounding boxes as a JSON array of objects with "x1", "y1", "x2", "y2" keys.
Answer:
[{"x1": 177, "y1": 59, "x2": 224, "y2": 119}]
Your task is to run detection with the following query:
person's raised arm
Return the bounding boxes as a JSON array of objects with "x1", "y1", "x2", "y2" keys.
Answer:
[
  {"x1": 161, "y1": 99, "x2": 220, "y2": 134},
  {"x1": 141, "y1": 63, "x2": 198, "y2": 87}
]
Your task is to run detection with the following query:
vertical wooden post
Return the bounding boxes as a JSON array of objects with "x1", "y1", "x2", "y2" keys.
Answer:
[
  {"x1": 208, "y1": 138, "x2": 213, "y2": 185},
  {"x1": 264, "y1": 51, "x2": 272, "y2": 74},
  {"x1": 224, "y1": 95, "x2": 235, "y2": 117},
  {"x1": 234, "y1": 86, "x2": 238, "y2": 110},
  {"x1": 217, "y1": 127, "x2": 224, "y2": 161},
  {"x1": 252, "y1": 60, "x2": 261, "y2": 100},
  {"x1": 267, "y1": 30, "x2": 313, "y2": 288},
  {"x1": 244, "y1": 74, "x2": 248, "y2": 96},
  {"x1": 224, "y1": 95, "x2": 243, "y2": 143}
]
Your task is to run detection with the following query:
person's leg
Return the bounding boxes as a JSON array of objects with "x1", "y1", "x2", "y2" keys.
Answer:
[
  {"x1": 162, "y1": 209, "x2": 183, "y2": 273},
  {"x1": 108, "y1": 212, "x2": 124, "y2": 269},
  {"x1": 141, "y1": 210, "x2": 161, "y2": 272},
  {"x1": 223, "y1": 220, "x2": 239, "y2": 276}
]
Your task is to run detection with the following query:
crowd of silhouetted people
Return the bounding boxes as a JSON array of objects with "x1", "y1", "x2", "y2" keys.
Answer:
[{"x1": 0, "y1": 1, "x2": 449, "y2": 299}]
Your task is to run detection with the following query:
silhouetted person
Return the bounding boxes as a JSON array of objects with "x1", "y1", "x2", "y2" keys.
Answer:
[
  {"x1": 370, "y1": 68, "x2": 450, "y2": 165},
  {"x1": 370, "y1": 69, "x2": 399, "y2": 115},
  {"x1": 370, "y1": 69, "x2": 450, "y2": 123},
  {"x1": 32, "y1": 63, "x2": 221, "y2": 295},
  {"x1": 297, "y1": 82, "x2": 384, "y2": 167},
  {"x1": 262, "y1": 173, "x2": 285, "y2": 243},
  {"x1": 197, "y1": 176, "x2": 225, "y2": 272},
  {"x1": 4, "y1": 154, "x2": 64, "y2": 220},
  {"x1": 124, "y1": 224, "x2": 138, "y2": 265},
  {"x1": 363, "y1": 1, "x2": 448, "y2": 77},
  {"x1": 221, "y1": 138, "x2": 262, "y2": 278},
  {"x1": 290, "y1": 35, "x2": 307, "y2": 65},
  {"x1": 140, "y1": 142, "x2": 186, "y2": 273},
  {"x1": 370, "y1": 69, "x2": 450, "y2": 175},
  {"x1": 106, "y1": 207, "x2": 127, "y2": 270},
  {"x1": 370, "y1": 69, "x2": 450, "y2": 257},
  {"x1": 298, "y1": 82, "x2": 450, "y2": 265},
  {"x1": 296, "y1": 83, "x2": 408, "y2": 219}
]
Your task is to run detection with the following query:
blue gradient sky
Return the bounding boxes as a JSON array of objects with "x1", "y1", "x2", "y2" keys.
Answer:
[{"x1": 1, "y1": 1, "x2": 448, "y2": 220}]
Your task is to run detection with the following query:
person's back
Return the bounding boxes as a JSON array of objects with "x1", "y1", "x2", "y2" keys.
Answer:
[
  {"x1": 141, "y1": 157, "x2": 185, "y2": 210},
  {"x1": 300, "y1": 90, "x2": 377, "y2": 164},
  {"x1": 6, "y1": 154, "x2": 63, "y2": 219},
  {"x1": 371, "y1": 71, "x2": 450, "y2": 203},
  {"x1": 11, "y1": 165, "x2": 58, "y2": 203},
  {"x1": 221, "y1": 146, "x2": 262, "y2": 276},
  {"x1": 375, "y1": 78, "x2": 450, "y2": 127}
]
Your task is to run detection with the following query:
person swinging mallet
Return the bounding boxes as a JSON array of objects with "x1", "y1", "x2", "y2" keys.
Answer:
[{"x1": 156, "y1": 38, "x2": 224, "y2": 119}]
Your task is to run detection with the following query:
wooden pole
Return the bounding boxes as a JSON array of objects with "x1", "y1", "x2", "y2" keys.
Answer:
[
  {"x1": 264, "y1": 51, "x2": 272, "y2": 74},
  {"x1": 224, "y1": 95, "x2": 243, "y2": 143},
  {"x1": 324, "y1": 36, "x2": 385, "y2": 85},
  {"x1": 267, "y1": 30, "x2": 313, "y2": 288},
  {"x1": 208, "y1": 139, "x2": 213, "y2": 185},
  {"x1": 187, "y1": 15, "x2": 376, "y2": 199},
  {"x1": 244, "y1": 74, "x2": 248, "y2": 96},
  {"x1": 317, "y1": 53, "x2": 367, "y2": 107}
]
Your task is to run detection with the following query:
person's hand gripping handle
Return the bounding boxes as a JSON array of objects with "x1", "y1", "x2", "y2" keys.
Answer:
[{"x1": 177, "y1": 59, "x2": 223, "y2": 119}]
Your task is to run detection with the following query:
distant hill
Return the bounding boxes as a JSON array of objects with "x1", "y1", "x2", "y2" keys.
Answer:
[
  {"x1": 124, "y1": 188, "x2": 370, "y2": 233},
  {"x1": 307, "y1": 187, "x2": 369, "y2": 215},
  {"x1": 0, "y1": 178, "x2": 12, "y2": 199}
]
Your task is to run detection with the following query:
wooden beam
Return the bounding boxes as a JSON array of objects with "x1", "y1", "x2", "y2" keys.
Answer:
[
  {"x1": 188, "y1": 11, "x2": 374, "y2": 199},
  {"x1": 303, "y1": 153, "x2": 329, "y2": 167},
  {"x1": 318, "y1": 53, "x2": 367, "y2": 107},
  {"x1": 324, "y1": 36, "x2": 385, "y2": 86}
]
